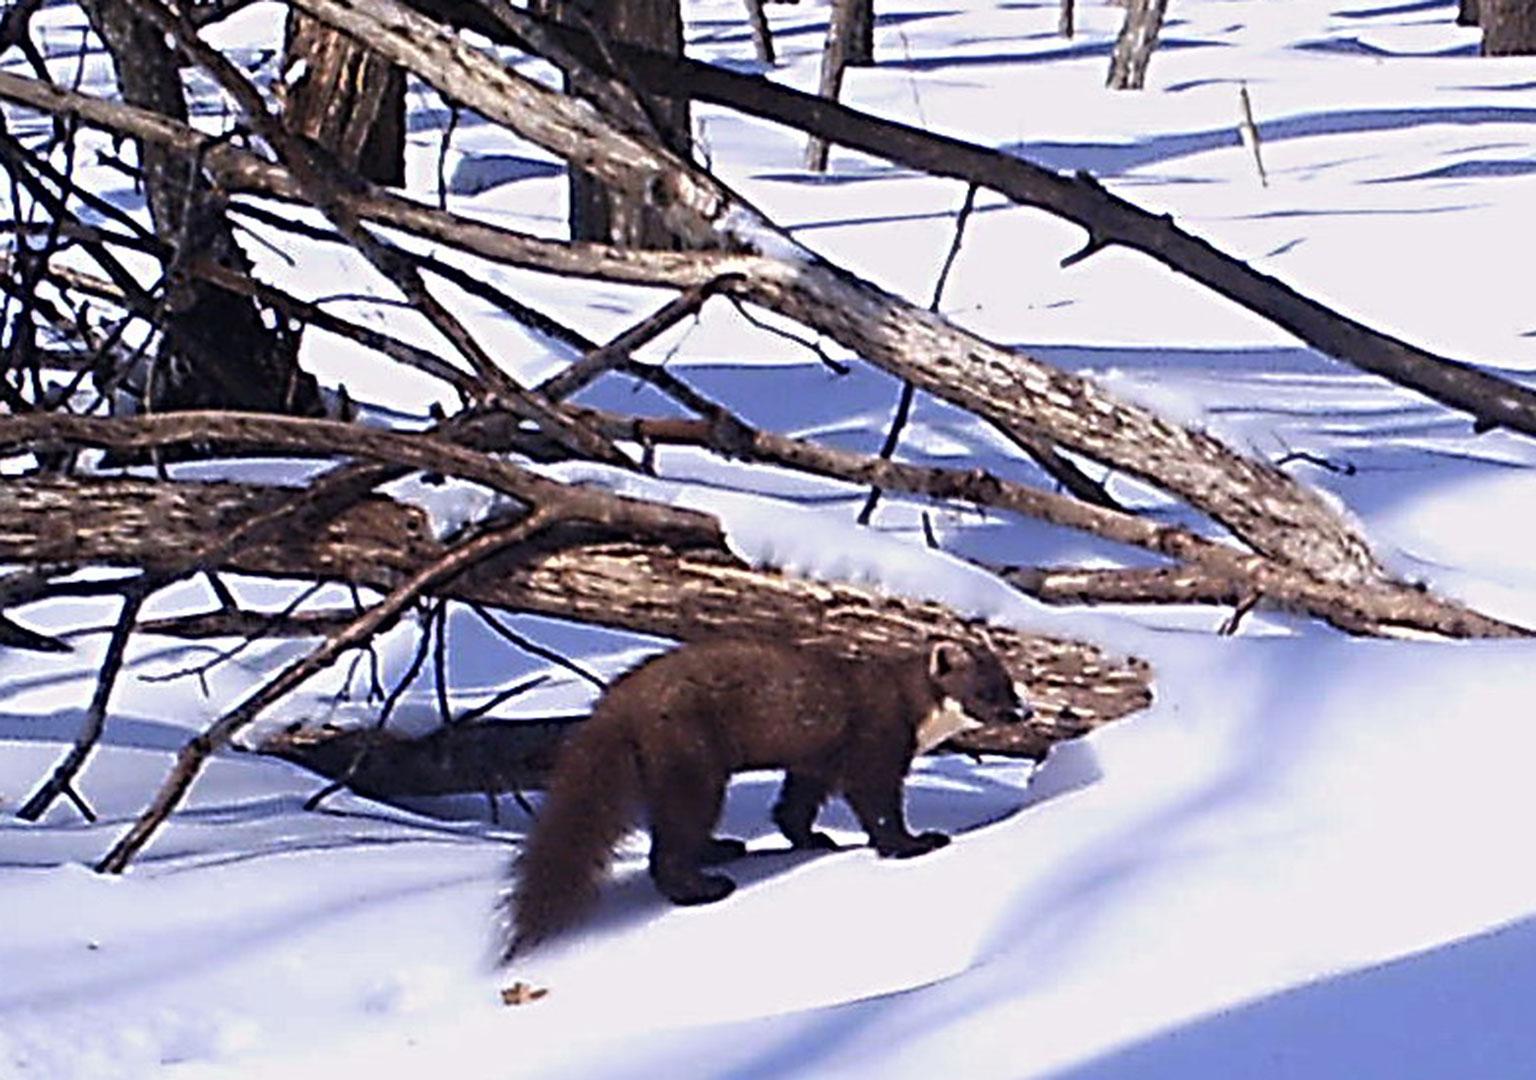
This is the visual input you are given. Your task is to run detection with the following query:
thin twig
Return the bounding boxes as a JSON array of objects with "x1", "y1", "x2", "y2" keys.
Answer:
[
  {"x1": 431, "y1": 597, "x2": 452, "y2": 726},
  {"x1": 305, "y1": 603, "x2": 436, "y2": 811},
  {"x1": 16, "y1": 580, "x2": 154, "y2": 821},
  {"x1": 537, "y1": 275, "x2": 742, "y2": 401},
  {"x1": 468, "y1": 602, "x2": 607, "y2": 690},
  {"x1": 858, "y1": 184, "x2": 977, "y2": 524}
]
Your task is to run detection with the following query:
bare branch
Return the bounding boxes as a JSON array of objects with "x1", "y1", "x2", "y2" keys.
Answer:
[{"x1": 16, "y1": 579, "x2": 154, "y2": 822}]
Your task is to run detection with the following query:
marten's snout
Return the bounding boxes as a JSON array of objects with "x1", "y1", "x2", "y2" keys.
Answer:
[
  {"x1": 1001, "y1": 688, "x2": 1032, "y2": 725},
  {"x1": 971, "y1": 682, "x2": 1030, "y2": 725}
]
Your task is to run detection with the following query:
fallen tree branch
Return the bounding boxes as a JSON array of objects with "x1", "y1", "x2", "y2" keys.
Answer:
[
  {"x1": 0, "y1": 475, "x2": 1153, "y2": 741},
  {"x1": 566, "y1": 407, "x2": 1527, "y2": 639},
  {"x1": 0, "y1": 36, "x2": 1385, "y2": 583},
  {"x1": 0, "y1": 410, "x2": 722, "y2": 545},
  {"x1": 460, "y1": 6, "x2": 1536, "y2": 443}
]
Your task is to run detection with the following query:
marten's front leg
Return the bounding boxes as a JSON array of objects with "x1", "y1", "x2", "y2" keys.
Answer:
[
  {"x1": 772, "y1": 771, "x2": 838, "y2": 851},
  {"x1": 843, "y1": 764, "x2": 948, "y2": 859}
]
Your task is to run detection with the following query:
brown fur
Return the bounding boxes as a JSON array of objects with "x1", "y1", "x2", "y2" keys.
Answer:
[{"x1": 500, "y1": 637, "x2": 1027, "y2": 960}]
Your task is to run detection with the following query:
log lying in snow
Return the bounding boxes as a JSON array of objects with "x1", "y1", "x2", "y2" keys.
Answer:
[{"x1": 0, "y1": 476, "x2": 1154, "y2": 755}]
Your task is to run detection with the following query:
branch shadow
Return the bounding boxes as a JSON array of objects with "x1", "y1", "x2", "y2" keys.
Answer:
[{"x1": 1003, "y1": 106, "x2": 1536, "y2": 177}]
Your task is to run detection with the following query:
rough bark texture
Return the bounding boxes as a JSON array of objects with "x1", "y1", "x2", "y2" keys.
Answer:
[
  {"x1": 1460, "y1": 0, "x2": 1480, "y2": 27},
  {"x1": 1107, "y1": 0, "x2": 1169, "y2": 89},
  {"x1": 534, "y1": 0, "x2": 690, "y2": 246},
  {"x1": 0, "y1": 476, "x2": 1154, "y2": 741},
  {"x1": 846, "y1": 0, "x2": 875, "y2": 65},
  {"x1": 1482, "y1": 0, "x2": 1536, "y2": 52},
  {"x1": 76, "y1": 0, "x2": 323, "y2": 418},
  {"x1": 282, "y1": 12, "x2": 405, "y2": 185}
]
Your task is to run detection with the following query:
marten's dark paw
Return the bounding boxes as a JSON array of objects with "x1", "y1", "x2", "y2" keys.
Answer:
[
  {"x1": 659, "y1": 872, "x2": 737, "y2": 906},
  {"x1": 700, "y1": 837, "x2": 749, "y2": 865},
  {"x1": 876, "y1": 832, "x2": 950, "y2": 859},
  {"x1": 793, "y1": 830, "x2": 839, "y2": 852}
]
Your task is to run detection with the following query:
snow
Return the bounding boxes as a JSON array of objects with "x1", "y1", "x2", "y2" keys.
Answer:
[{"x1": 7, "y1": 0, "x2": 1536, "y2": 1076}]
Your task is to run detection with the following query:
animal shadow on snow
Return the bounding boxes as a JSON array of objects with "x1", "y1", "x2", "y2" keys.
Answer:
[{"x1": 536, "y1": 749, "x2": 1091, "y2": 945}]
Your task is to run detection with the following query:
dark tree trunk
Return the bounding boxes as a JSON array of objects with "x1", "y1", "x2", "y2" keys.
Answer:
[
  {"x1": 281, "y1": 13, "x2": 406, "y2": 186},
  {"x1": 1107, "y1": 0, "x2": 1169, "y2": 90},
  {"x1": 1483, "y1": 0, "x2": 1536, "y2": 51},
  {"x1": 847, "y1": 0, "x2": 875, "y2": 66},
  {"x1": 78, "y1": 0, "x2": 324, "y2": 418},
  {"x1": 538, "y1": 0, "x2": 691, "y2": 247},
  {"x1": 1459, "y1": 0, "x2": 1480, "y2": 27}
]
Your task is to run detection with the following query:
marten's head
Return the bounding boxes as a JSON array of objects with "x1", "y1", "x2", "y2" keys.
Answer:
[{"x1": 926, "y1": 640, "x2": 1031, "y2": 728}]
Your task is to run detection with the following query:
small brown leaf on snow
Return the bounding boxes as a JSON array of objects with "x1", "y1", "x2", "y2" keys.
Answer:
[{"x1": 500, "y1": 981, "x2": 549, "y2": 1006}]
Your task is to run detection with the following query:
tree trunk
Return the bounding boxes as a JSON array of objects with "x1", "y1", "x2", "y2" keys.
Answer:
[
  {"x1": 281, "y1": 12, "x2": 406, "y2": 186},
  {"x1": 806, "y1": 0, "x2": 864, "y2": 170},
  {"x1": 847, "y1": 0, "x2": 875, "y2": 66},
  {"x1": 1107, "y1": 0, "x2": 1169, "y2": 90},
  {"x1": 744, "y1": 0, "x2": 775, "y2": 64},
  {"x1": 536, "y1": 0, "x2": 691, "y2": 247},
  {"x1": 1459, "y1": 0, "x2": 1480, "y2": 26},
  {"x1": 78, "y1": 0, "x2": 323, "y2": 419},
  {"x1": 1483, "y1": 0, "x2": 1536, "y2": 52}
]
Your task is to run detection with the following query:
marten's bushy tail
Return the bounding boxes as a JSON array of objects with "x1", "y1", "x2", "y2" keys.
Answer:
[{"x1": 499, "y1": 717, "x2": 639, "y2": 961}]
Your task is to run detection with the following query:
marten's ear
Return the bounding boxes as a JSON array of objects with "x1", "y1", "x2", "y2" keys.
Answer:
[{"x1": 928, "y1": 641, "x2": 968, "y2": 680}]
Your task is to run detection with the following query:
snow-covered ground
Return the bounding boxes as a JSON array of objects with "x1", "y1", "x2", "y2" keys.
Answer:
[{"x1": 5, "y1": 0, "x2": 1536, "y2": 1075}]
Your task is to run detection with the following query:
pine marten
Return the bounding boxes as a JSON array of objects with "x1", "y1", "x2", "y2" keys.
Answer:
[{"x1": 500, "y1": 637, "x2": 1030, "y2": 960}]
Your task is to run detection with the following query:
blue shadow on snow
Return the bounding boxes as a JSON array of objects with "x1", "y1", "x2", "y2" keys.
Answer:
[
  {"x1": 1057, "y1": 914, "x2": 1536, "y2": 1079},
  {"x1": 1006, "y1": 105, "x2": 1536, "y2": 176}
]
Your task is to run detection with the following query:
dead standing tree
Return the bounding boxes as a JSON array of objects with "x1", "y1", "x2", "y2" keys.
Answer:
[
  {"x1": 1107, "y1": 0, "x2": 1169, "y2": 89},
  {"x1": 72, "y1": 0, "x2": 324, "y2": 418},
  {"x1": 533, "y1": 0, "x2": 692, "y2": 246},
  {"x1": 281, "y1": 7, "x2": 405, "y2": 185},
  {"x1": 1482, "y1": 0, "x2": 1536, "y2": 52},
  {"x1": 806, "y1": 0, "x2": 865, "y2": 170}
]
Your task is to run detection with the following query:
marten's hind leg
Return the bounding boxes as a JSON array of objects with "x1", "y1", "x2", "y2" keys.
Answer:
[{"x1": 644, "y1": 760, "x2": 737, "y2": 905}]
